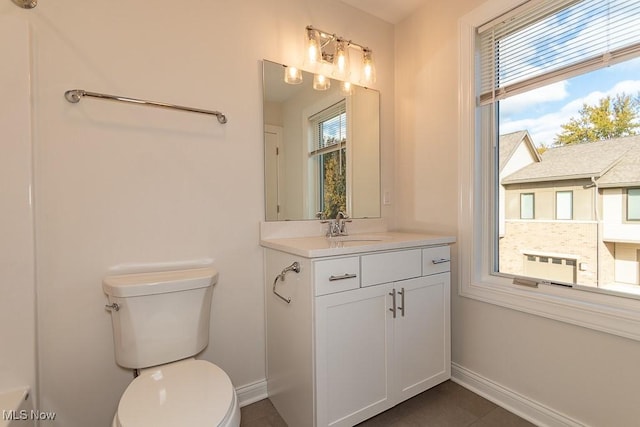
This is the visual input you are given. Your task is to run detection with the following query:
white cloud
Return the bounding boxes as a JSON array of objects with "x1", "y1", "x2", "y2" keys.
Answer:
[
  {"x1": 500, "y1": 81, "x2": 569, "y2": 116},
  {"x1": 501, "y1": 110, "x2": 572, "y2": 147},
  {"x1": 502, "y1": 79, "x2": 640, "y2": 147}
]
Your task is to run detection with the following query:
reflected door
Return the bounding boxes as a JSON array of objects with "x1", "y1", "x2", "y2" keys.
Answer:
[{"x1": 265, "y1": 125, "x2": 283, "y2": 220}]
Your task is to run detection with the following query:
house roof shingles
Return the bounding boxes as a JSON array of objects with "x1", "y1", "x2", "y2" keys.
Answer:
[
  {"x1": 502, "y1": 134, "x2": 640, "y2": 187},
  {"x1": 499, "y1": 130, "x2": 529, "y2": 172}
]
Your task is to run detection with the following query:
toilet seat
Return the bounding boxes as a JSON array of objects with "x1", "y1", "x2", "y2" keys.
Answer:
[{"x1": 114, "y1": 359, "x2": 239, "y2": 427}]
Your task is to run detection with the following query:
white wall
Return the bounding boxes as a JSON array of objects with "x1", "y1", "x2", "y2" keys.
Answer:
[
  {"x1": 0, "y1": 16, "x2": 36, "y2": 394},
  {"x1": 0, "y1": 1, "x2": 393, "y2": 426},
  {"x1": 394, "y1": 2, "x2": 640, "y2": 426}
]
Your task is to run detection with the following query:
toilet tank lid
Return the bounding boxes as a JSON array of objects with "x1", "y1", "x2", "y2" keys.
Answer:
[{"x1": 103, "y1": 267, "x2": 218, "y2": 298}]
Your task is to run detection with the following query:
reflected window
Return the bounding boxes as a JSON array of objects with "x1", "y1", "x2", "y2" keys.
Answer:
[{"x1": 309, "y1": 101, "x2": 347, "y2": 218}]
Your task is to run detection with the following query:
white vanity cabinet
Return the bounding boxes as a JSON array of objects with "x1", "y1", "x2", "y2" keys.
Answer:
[{"x1": 263, "y1": 234, "x2": 453, "y2": 427}]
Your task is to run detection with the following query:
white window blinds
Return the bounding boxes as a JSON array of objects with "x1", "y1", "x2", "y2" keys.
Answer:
[
  {"x1": 479, "y1": 0, "x2": 640, "y2": 105},
  {"x1": 309, "y1": 101, "x2": 347, "y2": 156}
]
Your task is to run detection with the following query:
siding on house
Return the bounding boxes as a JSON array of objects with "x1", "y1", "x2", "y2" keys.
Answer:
[{"x1": 500, "y1": 134, "x2": 640, "y2": 287}]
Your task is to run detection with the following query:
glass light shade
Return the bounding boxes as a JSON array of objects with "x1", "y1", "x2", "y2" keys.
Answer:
[
  {"x1": 284, "y1": 66, "x2": 303, "y2": 84},
  {"x1": 340, "y1": 81, "x2": 353, "y2": 96},
  {"x1": 305, "y1": 27, "x2": 322, "y2": 69},
  {"x1": 333, "y1": 39, "x2": 350, "y2": 80},
  {"x1": 360, "y1": 49, "x2": 376, "y2": 86},
  {"x1": 313, "y1": 74, "x2": 331, "y2": 91}
]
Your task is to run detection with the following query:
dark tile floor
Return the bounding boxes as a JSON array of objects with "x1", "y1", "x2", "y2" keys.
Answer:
[{"x1": 240, "y1": 380, "x2": 536, "y2": 427}]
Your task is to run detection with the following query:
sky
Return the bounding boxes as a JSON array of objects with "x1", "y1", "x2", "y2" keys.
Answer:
[
  {"x1": 496, "y1": 0, "x2": 640, "y2": 148},
  {"x1": 500, "y1": 56, "x2": 640, "y2": 148}
]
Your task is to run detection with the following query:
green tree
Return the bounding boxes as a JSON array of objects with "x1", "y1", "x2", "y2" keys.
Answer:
[
  {"x1": 321, "y1": 149, "x2": 346, "y2": 219},
  {"x1": 554, "y1": 93, "x2": 640, "y2": 145}
]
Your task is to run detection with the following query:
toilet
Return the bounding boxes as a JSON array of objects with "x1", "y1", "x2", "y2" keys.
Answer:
[{"x1": 103, "y1": 267, "x2": 241, "y2": 427}]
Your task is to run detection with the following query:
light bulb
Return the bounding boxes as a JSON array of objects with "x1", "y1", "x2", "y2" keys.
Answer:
[
  {"x1": 333, "y1": 39, "x2": 350, "y2": 80},
  {"x1": 361, "y1": 49, "x2": 376, "y2": 86},
  {"x1": 313, "y1": 74, "x2": 331, "y2": 91},
  {"x1": 340, "y1": 81, "x2": 353, "y2": 96},
  {"x1": 284, "y1": 66, "x2": 303, "y2": 84},
  {"x1": 305, "y1": 27, "x2": 322, "y2": 69}
]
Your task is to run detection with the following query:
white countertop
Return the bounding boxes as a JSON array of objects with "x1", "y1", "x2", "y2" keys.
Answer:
[{"x1": 260, "y1": 231, "x2": 455, "y2": 258}]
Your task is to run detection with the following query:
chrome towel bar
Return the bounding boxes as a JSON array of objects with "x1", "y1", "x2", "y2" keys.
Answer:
[
  {"x1": 64, "y1": 89, "x2": 228, "y2": 124},
  {"x1": 272, "y1": 262, "x2": 301, "y2": 304}
]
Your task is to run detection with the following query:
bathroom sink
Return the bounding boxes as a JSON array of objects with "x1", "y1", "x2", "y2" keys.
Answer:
[{"x1": 327, "y1": 234, "x2": 389, "y2": 243}]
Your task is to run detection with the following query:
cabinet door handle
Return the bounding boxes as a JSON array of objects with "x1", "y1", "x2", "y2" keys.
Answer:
[
  {"x1": 431, "y1": 258, "x2": 450, "y2": 264},
  {"x1": 397, "y1": 288, "x2": 405, "y2": 317},
  {"x1": 328, "y1": 273, "x2": 357, "y2": 281},
  {"x1": 389, "y1": 289, "x2": 396, "y2": 318}
]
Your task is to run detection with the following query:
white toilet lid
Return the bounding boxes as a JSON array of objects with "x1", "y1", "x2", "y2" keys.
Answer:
[{"x1": 116, "y1": 359, "x2": 235, "y2": 427}]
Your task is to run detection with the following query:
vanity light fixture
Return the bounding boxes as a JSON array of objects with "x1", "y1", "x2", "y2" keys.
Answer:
[
  {"x1": 333, "y1": 39, "x2": 350, "y2": 80},
  {"x1": 361, "y1": 48, "x2": 376, "y2": 86},
  {"x1": 305, "y1": 26, "x2": 323, "y2": 68},
  {"x1": 284, "y1": 66, "x2": 303, "y2": 84},
  {"x1": 284, "y1": 25, "x2": 376, "y2": 90},
  {"x1": 313, "y1": 74, "x2": 331, "y2": 91},
  {"x1": 340, "y1": 81, "x2": 353, "y2": 96}
]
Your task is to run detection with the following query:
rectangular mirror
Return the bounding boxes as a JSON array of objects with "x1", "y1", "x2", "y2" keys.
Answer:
[{"x1": 263, "y1": 60, "x2": 381, "y2": 221}]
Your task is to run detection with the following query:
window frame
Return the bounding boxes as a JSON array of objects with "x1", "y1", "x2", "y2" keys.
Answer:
[
  {"x1": 555, "y1": 191, "x2": 573, "y2": 220},
  {"x1": 520, "y1": 192, "x2": 535, "y2": 219},
  {"x1": 627, "y1": 188, "x2": 640, "y2": 221},
  {"x1": 458, "y1": 0, "x2": 640, "y2": 342}
]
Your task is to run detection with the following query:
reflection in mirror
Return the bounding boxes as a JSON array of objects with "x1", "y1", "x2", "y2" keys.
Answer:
[{"x1": 263, "y1": 60, "x2": 381, "y2": 221}]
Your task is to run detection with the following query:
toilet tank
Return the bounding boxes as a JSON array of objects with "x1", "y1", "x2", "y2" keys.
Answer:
[{"x1": 103, "y1": 267, "x2": 218, "y2": 369}]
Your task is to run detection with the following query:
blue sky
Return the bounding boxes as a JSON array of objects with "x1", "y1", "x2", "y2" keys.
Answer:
[
  {"x1": 500, "y1": 56, "x2": 640, "y2": 147},
  {"x1": 498, "y1": 0, "x2": 640, "y2": 148}
]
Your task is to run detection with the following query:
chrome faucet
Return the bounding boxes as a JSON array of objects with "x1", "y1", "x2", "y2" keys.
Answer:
[
  {"x1": 335, "y1": 211, "x2": 352, "y2": 236},
  {"x1": 320, "y1": 211, "x2": 351, "y2": 237}
]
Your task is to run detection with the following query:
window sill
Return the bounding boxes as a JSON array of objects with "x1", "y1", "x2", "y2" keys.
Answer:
[{"x1": 459, "y1": 267, "x2": 640, "y2": 342}]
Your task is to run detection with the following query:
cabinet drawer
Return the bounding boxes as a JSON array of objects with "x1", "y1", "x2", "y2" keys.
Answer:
[
  {"x1": 361, "y1": 249, "x2": 422, "y2": 287},
  {"x1": 314, "y1": 257, "x2": 360, "y2": 296},
  {"x1": 422, "y1": 246, "x2": 451, "y2": 275}
]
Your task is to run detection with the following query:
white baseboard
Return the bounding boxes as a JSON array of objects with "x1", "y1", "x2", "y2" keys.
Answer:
[
  {"x1": 451, "y1": 363, "x2": 585, "y2": 427},
  {"x1": 236, "y1": 379, "x2": 268, "y2": 408}
]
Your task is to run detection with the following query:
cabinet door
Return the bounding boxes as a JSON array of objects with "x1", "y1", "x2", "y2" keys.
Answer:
[
  {"x1": 393, "y1": 273, "x2": 451, "y2": 402},
  {"x1": 315, "y1": 284, "x2": 394, "y2": 427}
]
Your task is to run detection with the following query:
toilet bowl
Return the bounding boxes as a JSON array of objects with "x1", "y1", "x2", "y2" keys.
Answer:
[
  {"x1": 112, "y1": 359, "x2": 240, "y2": 427},
  {"x1": 103, "y1": 268, "x2": 240, "y2": 427}
]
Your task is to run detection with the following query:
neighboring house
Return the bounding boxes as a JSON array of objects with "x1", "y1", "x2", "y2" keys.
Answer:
[
  {"x1": 499, "y1": 133, "x2": 640, "y2": 291},
  {"x1": 498, "y1": 131, "x2": 541, "y2": 237}
]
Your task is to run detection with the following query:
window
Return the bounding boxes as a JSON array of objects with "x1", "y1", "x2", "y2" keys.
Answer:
[
  {"x1": 628, "y1": 188, "x2": 640, "y2": 221},
  {"x1": 520, "y1": 193, "x2": 534, "y2": 219},
  {"x1": 555, "y1": 191, "x2": 573, "y2": 220},
  {"x1": 309, "y1": 101, "x2": 347, "y2": 219},
  {"x1": 459, "y1": 0, "x2": 640, "y2": 341}
]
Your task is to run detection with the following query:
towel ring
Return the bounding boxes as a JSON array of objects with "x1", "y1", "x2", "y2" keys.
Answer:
[{"x1": 272, "y1": 262, "x2": 301, "y2": 304}]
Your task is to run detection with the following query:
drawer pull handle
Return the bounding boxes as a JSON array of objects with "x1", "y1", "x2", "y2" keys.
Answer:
[
  {"x1": 398, "y1": 288, "x2": 405, "y2": 317},
  {"x1": 389, "y1": 289, "x2": 397, "y2": 318},
  {"x1": 329, "y1": 273, "x2": 357, "y2": 281},
  {"x1": 431, "y1": 258, "x2": 450, "y2": 264}
]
